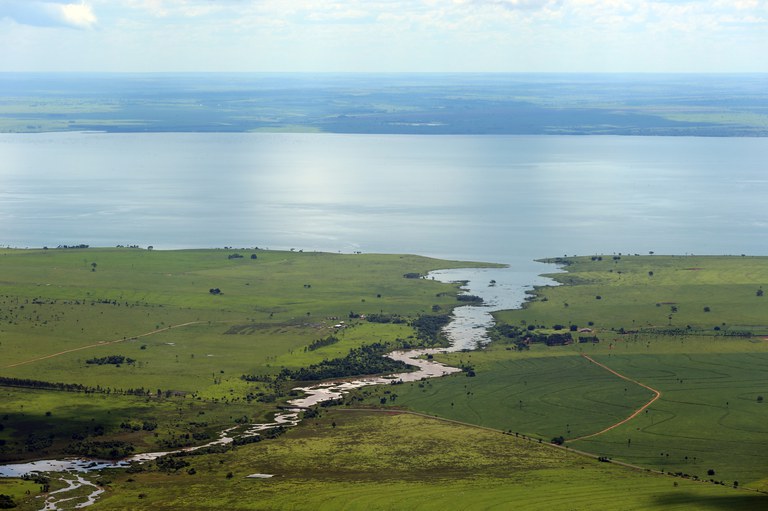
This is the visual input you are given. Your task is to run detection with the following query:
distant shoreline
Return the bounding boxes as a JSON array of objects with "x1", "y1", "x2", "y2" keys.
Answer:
[{"x1": 2, "y1": 73, "x2": 766, "y2": 137}]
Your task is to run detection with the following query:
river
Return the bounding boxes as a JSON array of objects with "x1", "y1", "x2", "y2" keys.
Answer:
[{"x1": 0, "y1": 263, "x2": 555, "y2": 509}]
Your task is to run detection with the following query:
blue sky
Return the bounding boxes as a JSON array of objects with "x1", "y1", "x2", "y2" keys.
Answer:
[{"x1": 2, "y1": 0, "x2": 767, "y2": 72}]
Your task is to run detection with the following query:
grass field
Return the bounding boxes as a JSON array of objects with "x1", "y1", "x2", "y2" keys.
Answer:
[
  {"x1": 0, "y1": 247, "x2": 487, "y2": 464},
  {"x1": 367, "y1": 255, "x2": 768, "y2": 491},
  {"x1": 2, "y1": 250, "x2": 767, "y2": 509},
  {"x1": 79, "y1": 410, "x2": 765, "y2": 511},
  {"x1": 0, "y1": 247, "x2": 485, "y2": 381}
]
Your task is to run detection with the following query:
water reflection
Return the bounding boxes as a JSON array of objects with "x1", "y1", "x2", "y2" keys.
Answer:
[{"x1": 2, "y1": 133, "x2": 767, "y2": 260}]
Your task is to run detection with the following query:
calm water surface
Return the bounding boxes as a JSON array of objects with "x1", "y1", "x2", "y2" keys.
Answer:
[{"x1": 2, "y1": 133, "x2": 767, "y2": 267}]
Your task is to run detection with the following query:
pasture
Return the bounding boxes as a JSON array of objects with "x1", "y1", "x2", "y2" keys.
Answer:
[
  {"x1": 376, "y1": 255, "x2": 768, "y2": 490},
  {"x1": 88, "y1": 410, "x2": 764, "y2": 511},
  {"x1": 0, "y1": 247, "x2": 483, "y2": 462},
  {"x1": 1, "y1": 250, "x2": 766, "y2": 509}
]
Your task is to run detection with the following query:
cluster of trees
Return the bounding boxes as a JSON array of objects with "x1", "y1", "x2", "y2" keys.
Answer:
[
  {"x1": 306, "y1": 335, "x2": 340, "y2": 352},
  {"x1": 276, "y1": 342, "x2": 411, "y2": 381},
  {"x1": 225, "y1": 427, "x2": 287, "y2": 449},
  {"x1": 85, "y1": 355, "x2": 135, "y2": 366},
  {"x1": 541, "y1": 333, "x2": 574, "y2": 346},
  {"x1": 65, "y1": 440, "x2": 135, "y2": 459},
  {"x1": 227, "y1": 253, "x2": 258, "y2": 260},
  {"x1": 0, "y1": 494, "x2": 17, "y2": 509},
  {"x1": 491, "y1": 324, "x2": 586, "y2": 349},
  {"x1": 411, "y1": 314, "x2": 451, "y2": 344},
  {"x1": 456, "y1": 294, "x2": 483, "y2": 303},
  {"x1": 0, "y1": 376, "x2": 181, "y2": 399},
  {"x1": 0, "y1": 376, "x2": 93, "y2": 393},
  {"x1": 120, "y1": 420, "x2": 157, "y2": 432},
  {"x1": 459, "y1": 363, "x2": 476, "y2": 377},
  {"x1": 155, "y1": 454, "x2": 190, "y2": 472},
  {"x1": 365, "y1": 313, "x2": 406, "y2": 324},
  {"x1": 24, "y1": 432, "x2": 53, "y2": 452}
]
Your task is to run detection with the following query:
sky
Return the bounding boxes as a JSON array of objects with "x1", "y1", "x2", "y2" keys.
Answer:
[{"x1": 1, "y1": 0, "x2": 767, "y2": 73}]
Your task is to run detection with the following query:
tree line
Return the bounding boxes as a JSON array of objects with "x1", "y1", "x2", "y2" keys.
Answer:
[{"x1": 0, "y1": 376, "x2": 175, "y2": 398}]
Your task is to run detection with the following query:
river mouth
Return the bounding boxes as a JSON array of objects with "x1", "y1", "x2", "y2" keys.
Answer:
[{"x1": 429, "y1": 265, "x2": 561, "y2": 350}]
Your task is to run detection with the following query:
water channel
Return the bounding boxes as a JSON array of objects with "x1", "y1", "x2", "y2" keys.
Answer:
[{"x1": 0, "y1": 263, "x2": 558, "y2": 509}]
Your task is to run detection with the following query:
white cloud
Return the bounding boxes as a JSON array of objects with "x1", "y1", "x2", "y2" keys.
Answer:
[
  {"x1": 3, "y1": 0, "x2": 768, "y2": 71},
  {"x1": 60, "y1": 2, "x2": 97, "y2": 27},
  {"x1": 0, "y1": 0, "x2": 97, "y2": 29}
]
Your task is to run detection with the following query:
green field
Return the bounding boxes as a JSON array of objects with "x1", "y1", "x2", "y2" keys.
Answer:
[
  {"x1": 85, "y1": 411, "x2": 765, "y2": 511},
  {"x1": 0, "y1": 247, "x2": 487, "y2": 462},
  {"x1": 362, "y1": 255, "x2": 768, "y2": 491},
  {"x1": 1, "y1": 250, "x2": 767, "y2": 509}
]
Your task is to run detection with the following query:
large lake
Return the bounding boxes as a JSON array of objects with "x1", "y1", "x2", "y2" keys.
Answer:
[{"x1": 1, "y1": 133, "x2": 767, "y2": 270}]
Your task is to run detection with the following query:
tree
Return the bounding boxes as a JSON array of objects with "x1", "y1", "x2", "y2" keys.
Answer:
[
  {"x1": 91, "y1": 262, "x2": 97, "y2": 272},
  {"x1": 707, "y1": 469, "x2": 716, "y2": 476},
  {"x1": 0, "y1": 494, "x2": 17, "y2": 509}
]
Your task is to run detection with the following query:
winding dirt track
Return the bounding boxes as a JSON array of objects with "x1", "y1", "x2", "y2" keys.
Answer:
[
  {"x1": 568, "y1": 353, "x2": 662, "y2": 442},
  {"x1": 3, "y1": 321, "x2": 203, "y2": 369}
]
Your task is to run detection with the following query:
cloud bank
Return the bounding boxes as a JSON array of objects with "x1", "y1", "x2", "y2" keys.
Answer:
[
  {"x1": 2, "y1": 0, "x2": 767, "y2": 72},
  {"x1": 0, "y1": 0, "x2": 97, "y2": 29}
]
